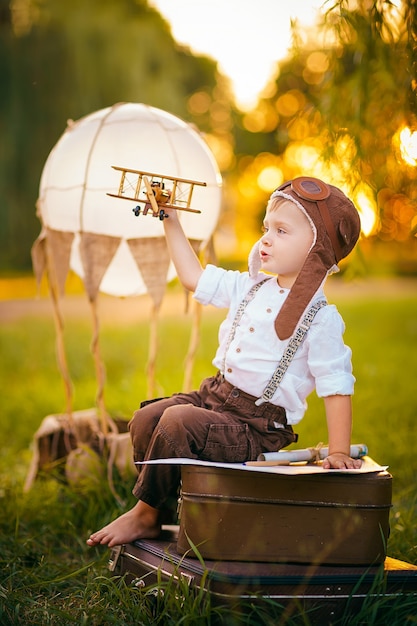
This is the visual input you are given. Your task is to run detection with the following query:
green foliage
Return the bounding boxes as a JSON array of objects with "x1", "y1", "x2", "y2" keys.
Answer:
[
  {"x1": 234, "y1": 0, "x2": 417, "y2": 251},
  {"x1": 0, "y1": 0, "x2": 223, "y2": 272},
  {"x1": 2, "y1": 0, "x2": 417, "y2": 279},
  {"x1": 318, "y1": 2, "x2": 409, "y2": 182}
]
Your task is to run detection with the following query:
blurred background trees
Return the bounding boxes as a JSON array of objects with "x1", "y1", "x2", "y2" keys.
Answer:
[
  {"x1": 0, "y1": 0, "x2": 228, "y2": 270},
  {"x1": 231, "y1": 0, "x2": 417, "y2": 270},
  {"x1": 1, "y1": 0, "x2": 416, "y2": 276}
]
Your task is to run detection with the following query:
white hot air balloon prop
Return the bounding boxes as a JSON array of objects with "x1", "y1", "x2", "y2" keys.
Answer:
[{"x1": 32, "y1": 103, "x2": 222, "y2": 430}]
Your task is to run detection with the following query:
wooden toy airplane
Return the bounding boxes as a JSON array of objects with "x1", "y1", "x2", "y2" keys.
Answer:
[{"x1": 107, "y1": 166, "x2": 206, "y2": 220}]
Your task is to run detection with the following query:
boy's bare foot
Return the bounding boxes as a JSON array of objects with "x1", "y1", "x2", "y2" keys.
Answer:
[{"x1": 86, "y1": 500, "x2": 161, "y2": 548}]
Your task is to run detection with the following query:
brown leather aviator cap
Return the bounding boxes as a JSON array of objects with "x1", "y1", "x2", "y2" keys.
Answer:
[{"x1": 252, "y1": 177, "x2": 361, "y2": 340}]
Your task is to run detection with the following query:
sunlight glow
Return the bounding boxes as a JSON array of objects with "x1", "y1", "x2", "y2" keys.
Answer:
[
  {"x1": 149, "y1": 0, "x2": 324, "y2": 110},
  {"x1": 257, "y1": 166, "x2": 284, "y2": 192},
  {"x1": 280, "y1": 142, "x2": 377, "y2": 237},
  {"x1": 398, "y1": 126, "x2": 417, "y2": 167},
  {"x1": 351, "y1": 186, "x2": 378, "y2": 237}
]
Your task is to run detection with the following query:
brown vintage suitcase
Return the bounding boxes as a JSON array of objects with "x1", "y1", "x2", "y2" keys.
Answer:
[
  {"x1": 177, "y1": 464, "x2": 392, "y2": 565},
  {"x1": 109, "y1": 526, "x2": 417, "y2": 624}
]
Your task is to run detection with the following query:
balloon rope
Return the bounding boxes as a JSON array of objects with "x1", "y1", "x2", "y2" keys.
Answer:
[
  {"x1": 183, "y1": 299, "x2": 202, "y2": 392},
  {"x1": 89, "y1": 297, "x2": 109, "y2": 436},
  {"x1": 78, "y1": 105, "x2": 116, "y2": 232},
  {"x1": 146, "y1": 304, "x2": 159, "y2": 398},
  {"x1": 45, "y1": 239, "x2": 74, "y2": 421}
]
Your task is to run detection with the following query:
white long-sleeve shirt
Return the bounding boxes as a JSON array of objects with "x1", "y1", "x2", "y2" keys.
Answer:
[{"x1": 193, "y1": 264, "x2": 355, "y2": 425}]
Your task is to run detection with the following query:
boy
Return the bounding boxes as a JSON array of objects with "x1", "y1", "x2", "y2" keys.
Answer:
[{"x1": 87, "y1": 176, "x2": 362, "y2": 548}]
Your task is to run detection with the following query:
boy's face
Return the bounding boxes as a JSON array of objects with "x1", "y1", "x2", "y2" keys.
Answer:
[{"x1": 259, "y1": 199, "x2": 314, "y2": 288}]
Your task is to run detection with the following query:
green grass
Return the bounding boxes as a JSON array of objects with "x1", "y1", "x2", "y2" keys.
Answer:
[{"x1": 1, "y1": 285, "x2": 417, "y2": 624}]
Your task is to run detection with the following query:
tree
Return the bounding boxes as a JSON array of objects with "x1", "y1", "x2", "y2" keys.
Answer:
[
  {"x1": 231, "y1": 0, "x2": 417, "y2": 268},
  {"x1": 0, "y1": 0, "x2": 229, "y2": 271},
  {"x1": 314, "y1": 0, "x2": 417, "y2": 247}
]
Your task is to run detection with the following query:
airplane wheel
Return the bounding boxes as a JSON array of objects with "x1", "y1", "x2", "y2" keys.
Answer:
[
  {"x1": 133, "y1": 206, "x2": 141, "y2": 216},
  {"x1": 159, "y1": 209, "x2": 168, "y2": 220}
]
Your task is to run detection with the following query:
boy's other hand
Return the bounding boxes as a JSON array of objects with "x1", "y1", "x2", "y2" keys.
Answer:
[{"x1": 322, "y1": 453, "x2": 363, "y2": 470}]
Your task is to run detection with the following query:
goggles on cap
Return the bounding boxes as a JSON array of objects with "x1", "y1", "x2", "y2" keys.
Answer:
[{"x1": 276, "y1": 177, "x2": 343, "y2": 261}]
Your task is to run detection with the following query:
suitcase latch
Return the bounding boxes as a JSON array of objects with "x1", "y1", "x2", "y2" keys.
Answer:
[
  {"x1": 108, "y1": 544, "x2": 124, "y2": 572},
  {"x1": 179, "y1": 571, "x2": 194, "y2": 586}
]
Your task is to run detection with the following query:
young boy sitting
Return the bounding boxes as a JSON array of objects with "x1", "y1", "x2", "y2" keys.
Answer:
[{"x1": 87, "y1": 176, "x2": 362, "y2": 548}]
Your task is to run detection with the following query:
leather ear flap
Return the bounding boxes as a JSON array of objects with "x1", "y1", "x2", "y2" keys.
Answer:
[{"x1": 274, "y1": 246, "x2": 331, "y2": 340}]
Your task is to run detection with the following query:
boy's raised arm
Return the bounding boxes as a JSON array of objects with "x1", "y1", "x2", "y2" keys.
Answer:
[{"x1": 163, "y1": 210, "x2": 204, "y2": 293}]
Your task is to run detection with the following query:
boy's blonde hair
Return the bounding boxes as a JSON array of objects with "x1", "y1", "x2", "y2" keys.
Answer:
[{"x1": 267, "y1": 195, "x2": 317, "y2": 243}]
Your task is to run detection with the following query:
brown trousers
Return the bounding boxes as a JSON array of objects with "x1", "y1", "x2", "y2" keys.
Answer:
[{"x1": 128, "y1": 373, "x2": 297, "y2": 510}]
